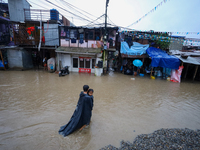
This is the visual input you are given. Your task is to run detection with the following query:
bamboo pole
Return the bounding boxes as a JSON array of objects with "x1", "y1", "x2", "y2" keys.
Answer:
[
  {"x1": 150, "y1": 67, "x2": 153, "y2": 78},
  {"x1": 184, "y1": 64, "x2": 189, "y2": 80},
  {"x1": 193, "y1": 66, "x2": 198, "y2": 81}
]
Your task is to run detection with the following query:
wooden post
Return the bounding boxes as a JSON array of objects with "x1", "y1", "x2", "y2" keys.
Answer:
[
  {"x1": 150, "y1": 67, "x2": 153, "y2": 78},
  {"x1": 34, "y1": 23, "x2": 36, "y2": 45},
  {"x1": 193, "y1": 65, "x2": 198, "y2": 81},
  {"x1": 12, "y1": 23, "x2": 16, "y2": 45},
  {"x1": 184, "y1": 64, "x2": 189, "y2": 80},
  {"x1": 0, "y1": 50, "x2": 6, "y2": 70}
]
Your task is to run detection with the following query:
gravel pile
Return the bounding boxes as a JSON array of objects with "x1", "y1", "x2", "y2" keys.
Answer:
[{"x1": 100, "y1": 128, "x2": 200, "y2": 150}]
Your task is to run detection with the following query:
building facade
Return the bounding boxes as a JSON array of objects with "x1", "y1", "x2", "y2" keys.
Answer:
[{"x1": 56, "y1": 26, "x2": 118, "y2": 73}]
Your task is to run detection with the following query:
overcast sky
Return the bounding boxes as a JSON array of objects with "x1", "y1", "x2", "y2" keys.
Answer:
[{"x1": 5, "y1": 0, "x2": 200, "y2": 39}]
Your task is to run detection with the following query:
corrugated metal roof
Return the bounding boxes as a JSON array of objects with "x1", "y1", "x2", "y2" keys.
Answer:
[{"x1": 175, "y1": 55, "x2": 200, "y2": 65}]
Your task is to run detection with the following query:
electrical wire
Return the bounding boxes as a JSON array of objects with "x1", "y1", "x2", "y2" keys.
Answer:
[
  {"x1": 107, "y1": 16, "x2": 116, "y2": 26},
  {"x1": 44, "y1": 0, "x2": 94, "y2": 23},
  {"x1": 27, "y1": 0, "x2": 49, "y2": 10},
  {"x1": 85, "y1": 14, "x2": 105, "y2": 27},
  {"x1": 59, "y1": 0, "x2": 99, "y2": 19},
  {"x1": 27, "y1": 0, "x2": 94, "y2": 26},
  {"x1": 27, "y1": 0, "x2": 87, "y2": 21},
  {"x1": 57, "y1": 0, "x2": 100, "y2": 24},
  {"x1": 27, "y1": 0, "x2": 105, "y2": 26}
]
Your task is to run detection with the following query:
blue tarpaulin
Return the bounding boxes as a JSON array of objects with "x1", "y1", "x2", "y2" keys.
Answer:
[
  {"x1": 120, "y1": 42, "x2": 149, "y2": 55},
  {"x1": 0, "y1": 60, "x2": 7, "y2": 67},
  {"x1": 146, "y1": 47, "x2": 180, "y2": 69}
]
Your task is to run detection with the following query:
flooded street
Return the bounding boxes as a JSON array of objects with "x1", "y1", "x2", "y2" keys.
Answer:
[{"x1": 0, "y1": 70, "x2": 200, "y2": 150}]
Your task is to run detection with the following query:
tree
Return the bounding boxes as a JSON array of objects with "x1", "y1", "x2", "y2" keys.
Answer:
[{"x1": 150, "y1": 33, "x2": 171, "y2": 50}]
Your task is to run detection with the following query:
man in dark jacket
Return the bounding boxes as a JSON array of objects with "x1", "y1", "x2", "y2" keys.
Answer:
[{"x1": 58, "y1": 85, "x2": 93, "y2": 136}]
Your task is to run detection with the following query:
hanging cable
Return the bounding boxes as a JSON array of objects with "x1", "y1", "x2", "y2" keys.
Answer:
[
  {"x1": 85, "y1": 14, "x2": 105, "y2": 27},
  {"x1": 107, "y1": 16, "x2": 117, "y2": 26},
  {"x1": 57, "y1": 0, "x2": 100, "y2": 24},
  {"x1": 44, "y1": 0, "x2": 94, "y2": 23},
  {"x1": 59, "y1": 0, "x2": 99, "y2": 18}
]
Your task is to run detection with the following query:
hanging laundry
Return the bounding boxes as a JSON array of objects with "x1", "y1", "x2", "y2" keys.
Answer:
[
  {"x1": 26, "y1": 26, "x2": 35, "y2": 35},
  {"x1": 79, "y1": 39, "x2": 84, "y2": 44},
  {"x1": 42, "y1": 36, "x2": 45, "y2": 43},
  {"x1": 71, "y1": 39, "x2": 76, "y2": 43},
  {"x1": 80, "y1": 34, "x2": 84, "y2": 39}
]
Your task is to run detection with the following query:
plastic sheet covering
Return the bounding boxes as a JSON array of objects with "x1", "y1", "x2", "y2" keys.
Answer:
[
  {"x1": 59, "y1": 92, "x2": 93, "y2": 136},
  {"x1": 171, "y1": 66, "x2": 184, "y2": 83},
  {"x1": 147, "y1": 47, "x2": 180, "y2": 69},
  {"x1": 47, "y1": 58, "x2": 55, "y2": 72},
  {"x1": 120, "y1": 42, "x2": 149, "y2": 55}
]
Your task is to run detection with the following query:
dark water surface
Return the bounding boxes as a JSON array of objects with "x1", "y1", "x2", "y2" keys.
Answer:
[{"x1": 0, "y1": 70, "x2": 200, "y2": 150}]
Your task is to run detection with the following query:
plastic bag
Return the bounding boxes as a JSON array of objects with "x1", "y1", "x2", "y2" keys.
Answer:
[
  {"x1": 170, "y1": 66, "x2": 184, "y2": 83},
  {"x1": 47, "y1": 58, "x2": 55, "y2": 72}
]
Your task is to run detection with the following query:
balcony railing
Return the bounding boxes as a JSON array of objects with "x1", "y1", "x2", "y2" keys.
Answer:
[{"x1": 24, "y1": 9, "x2": 63, "y2": 22}]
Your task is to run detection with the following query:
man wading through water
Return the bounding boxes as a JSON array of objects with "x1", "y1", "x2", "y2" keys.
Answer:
[{"x1": 58, "y1": 85, "x2": 94, "y2": 136}]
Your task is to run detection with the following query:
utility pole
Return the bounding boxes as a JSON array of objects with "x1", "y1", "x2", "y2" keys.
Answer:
[{"x1": 103, "y1": 0, "x2": 109, "y2": 74}]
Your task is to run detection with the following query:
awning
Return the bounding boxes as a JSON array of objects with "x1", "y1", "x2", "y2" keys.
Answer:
[{"x1": 55, "y1": 47, "x2": 101, "y2": 56}]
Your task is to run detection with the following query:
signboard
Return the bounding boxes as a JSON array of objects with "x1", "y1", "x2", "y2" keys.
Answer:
[
  {"x1": 79, "y1": 57, "x2": 91, "y2": 59},
  {"x1": 79, "y1": 68, "x2": 91, "y2": 73}
]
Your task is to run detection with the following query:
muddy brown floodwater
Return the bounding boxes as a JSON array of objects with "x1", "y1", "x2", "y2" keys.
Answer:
[{"x1": 0, "y1": 70, "x2": 200, "y2": 150}]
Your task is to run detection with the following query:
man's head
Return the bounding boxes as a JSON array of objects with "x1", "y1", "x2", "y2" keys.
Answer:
[{"x1": 83, "y1": 85, "x2": 89, "y2": 92}]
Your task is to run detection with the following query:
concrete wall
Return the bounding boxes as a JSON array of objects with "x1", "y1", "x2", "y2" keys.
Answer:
[
  {"x1": 7, "y1": 48, "x2": 33, "y2": 69},
  {"x1": 169, "y1": 41, "x2": 183, "y2": 50},
  {"x1": 44, "y1": 23, "x2": 59, "y2": 46},
  {"x1": 7, "y1": 48, "x2": 23, "y2": 68},
  {"x1": 60, "y1": 39, "x2": 103, "y2": 48},
  {"x1": 8, "y1": 0, "x2": 30, "y2": 22},
  {"x1": 57, "y1": 53, "x2": 71, "y2": 71}
]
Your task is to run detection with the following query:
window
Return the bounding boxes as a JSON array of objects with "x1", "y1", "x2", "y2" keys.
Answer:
[
  {"x1": 79, "y1": 58, "x2": 84, "y2": 68},
  {"x1": 92, "y1": 59, "x2": 96, "y2": 68},
  {"x1": 85, "y1": 58, "x2": 90, "y2": 68},
  {"x1": 73, "y1": 58, "x2": 78, "y2": 68}
]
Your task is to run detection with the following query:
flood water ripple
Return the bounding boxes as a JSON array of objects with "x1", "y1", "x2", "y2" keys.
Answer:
[{"x1": 0, "y1": 70, "x2": 200, "y2": 150}]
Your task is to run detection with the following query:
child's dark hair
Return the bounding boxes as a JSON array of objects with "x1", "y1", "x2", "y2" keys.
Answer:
[
  {"x1": 88, "y1": 89, "x2": 94, "y2": 93},
  {"x1": 83, "y1": 85, "x2": 89, "y2": 92}
]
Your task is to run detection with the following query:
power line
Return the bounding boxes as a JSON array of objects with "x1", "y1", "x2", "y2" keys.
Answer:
[
  {"x1": 44, "y1": 0, "x2": 94, "y2": 23},
  {"x1": 58, "y1": 0, "x2": 97, "y2": 22},
  {"x1": 85, "y1": 14, "x2": 105, "y2": 27},
  {"x1": 27, "y1": 0, "x2": 49, "y2": 9},
  {"x1": 59, "y1": 0, "x2": 98, "y2": 19},
  {"x1": 107, "y1": 16, "x2": 116, "y2": 26}
]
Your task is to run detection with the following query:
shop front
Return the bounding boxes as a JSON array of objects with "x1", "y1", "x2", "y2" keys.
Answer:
[
  {"x1": 71, "y1": 56, "x2": 97, "y2": 73},
  {"x1": 56, "y1": 48, "x2": 102, "y2": 74}
]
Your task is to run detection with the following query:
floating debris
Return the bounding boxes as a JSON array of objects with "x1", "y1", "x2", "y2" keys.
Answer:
[{"x1": 100, "y1": 128, "x2": 200, "y2": 150}]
